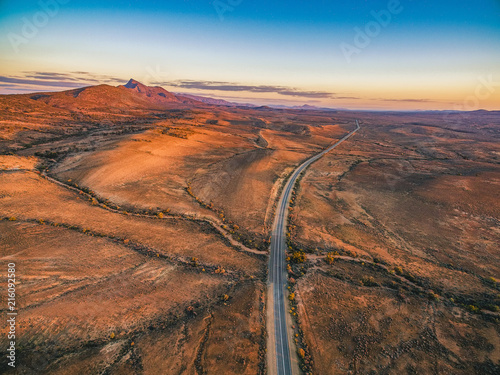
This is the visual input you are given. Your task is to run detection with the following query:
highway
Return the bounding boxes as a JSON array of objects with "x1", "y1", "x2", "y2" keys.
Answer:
[{"x1": 268, "y1": 120, "x2": 360, "y2": 375}]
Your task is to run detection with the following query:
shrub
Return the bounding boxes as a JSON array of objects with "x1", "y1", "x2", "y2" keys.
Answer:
[
  {"x1": 291, "y1": 251, "x2": 306, "y2": 264},
  {"x1": 325, "y1": 252, "x2": 337, "y2": 265},
  {"x1": 345, "y1": 250, "x2": 357, "y2": 258},
  {"x1": 487, "y1": 277, "x2": 498, "y2": 286},
  {"x1": 428, "y1": 292, "x2": 439, "y2": 301},
  {"x1": 215, "y1": 266, "x2": 226, "y2": 274},
  {"x1": 361, "y1": 276, "x2": 378, "y2": 287},
  {"x1": 467, "y1": 305, "x2": 480, "y2": 313},
  {"x1": 298, "y1": 348, "x2": 305, "y2": 359}
]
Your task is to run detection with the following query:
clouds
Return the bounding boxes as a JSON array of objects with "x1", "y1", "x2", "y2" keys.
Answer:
[
  {"x1": 0, "y1": 71, "x2": 126, "y2": 94},
  {"x1": 0, "y1": 72, "x2": 353, "y2": 101},
  {"x1": 159, "y1": 80, "x2": 338, "y2": 99},
  {"x1": 0, "y1": 76, "x2": 84, "y2": 88},
  {"x1": 375, "y1": 98, "x2": 435, "y2": 103},
  {"x1": 0, "y1": 71, "x2": 441, "y2": 108}
]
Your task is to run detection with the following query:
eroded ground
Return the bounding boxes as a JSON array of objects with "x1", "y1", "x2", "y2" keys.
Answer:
[
  {"x1": 1, "y1": 93, "x2": 498, "y2": 375},
  {"x1": 288, "y1": 112, "x2": 500, "y2": 374},
  {"x1": 0, "y1": 96, "x2": 349, "y2": 374}
]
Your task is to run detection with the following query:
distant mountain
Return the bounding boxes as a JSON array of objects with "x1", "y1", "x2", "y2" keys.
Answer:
[
  {"x1": 15, "y1": 79, "x2": 207, "y2": 113},
  {"x1": 122, "y1": 79, "x2": 179, "y2": 102},
  {"x1": 292, "y1": 104, "x2": 321, "y2": 110},
  {"x1": 1, "y1": 79, "x2": 342, "y2": 114},
  {"x1": 180, "y1": 95, "x2": 335, "y2": 111},
  {"x1": 121, "y1": 79, "x2": 206, "y2": 106},
  {"x1": 180, "y1": 93, "x2": 258, "y2": 108},
  {"x1": 269, "y1": 104, "x2": 338, "y2": 111}
]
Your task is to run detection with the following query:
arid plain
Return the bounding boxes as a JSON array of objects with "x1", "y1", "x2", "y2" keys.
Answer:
[{"x1": 0, "y1": 81, "x2": 499, "y2": 374}]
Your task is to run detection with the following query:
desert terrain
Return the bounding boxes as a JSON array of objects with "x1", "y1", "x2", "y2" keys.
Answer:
[
  {"x1": 288, "y1": 111, "x2": 500, "y2": 374},
  {"x1": 0, "y1": 81, "x2": 499, "y2": 374}
]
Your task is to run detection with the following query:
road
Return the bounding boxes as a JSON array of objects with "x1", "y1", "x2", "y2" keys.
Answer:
[{"x1": 268, "y1": 120, "x2": 360, "y2": 375}]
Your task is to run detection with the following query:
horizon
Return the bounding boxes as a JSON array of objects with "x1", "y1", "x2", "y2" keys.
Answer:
[
  {"x1": 1, "y1": 2, "x2": 500, "y2": 373},
  {"x1": 1, "y1": 0, "x2": 499, "y2": 111},
  {"x1": 3, "y1": 76, "x2": 499, "y2": 113}
]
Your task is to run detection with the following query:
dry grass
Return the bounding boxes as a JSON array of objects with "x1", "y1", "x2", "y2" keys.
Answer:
[
  {"x1": 0, "y1": 172, "x2": 263, "y2": 276},
  {"x1": 1, "y1": 91, "x2": 498, "y2": 375},
  {"x1": 297, "y1": 272, "x2": 500, "y2": 375}
]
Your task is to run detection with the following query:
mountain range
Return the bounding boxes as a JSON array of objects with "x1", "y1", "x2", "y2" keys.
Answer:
[{"x1": 1, "y1": 79, "x2": 344, "y2": 113}]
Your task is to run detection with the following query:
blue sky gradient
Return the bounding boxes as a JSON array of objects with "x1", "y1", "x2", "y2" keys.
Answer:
[{"x1": 0, "y1": 0, "x2": 499, "y2": 109}]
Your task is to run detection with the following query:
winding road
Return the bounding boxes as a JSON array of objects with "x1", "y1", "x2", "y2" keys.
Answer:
[{"x1": 267, "y1": 120, "x2": 360, "y2": 375}]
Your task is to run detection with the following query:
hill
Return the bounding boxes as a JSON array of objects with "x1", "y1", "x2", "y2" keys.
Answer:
[{"x1": 25, "y1": 79, "x2": 206, "y2": 112}]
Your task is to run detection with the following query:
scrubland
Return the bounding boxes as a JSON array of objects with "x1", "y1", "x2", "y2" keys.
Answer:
[{"x1": 1, "y1": 85, "x2": 498, "y2": 374}]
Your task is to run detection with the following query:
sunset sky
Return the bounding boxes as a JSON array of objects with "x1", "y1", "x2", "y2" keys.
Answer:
[{"x1": 0, "y1": 0, "x2": 499, "y2": 110}]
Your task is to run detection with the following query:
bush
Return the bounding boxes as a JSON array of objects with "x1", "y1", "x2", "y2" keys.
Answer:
[
  {"x1": 345, "y1": 250, "x2": 357, "y2": 258},
  {"x1": 467, "y1": 305, "x2": 480, "y2": 313},
  {"x1": 291, "y1": 251, "x2": 306, "y2": 264},
  {"x1": 361, "y1": 276, "x2": 378, "y2": 287},
  {"x1": 487, "y1": 277, "x2": 498, "y2": 286},
  {"x1": 214, "y1": 266, "x2": 226, "y2": 274},
  {"x1": 298, "y1": 348, "x2": 305, "y2": 358},
  {"x1": 325, "y1": 252, "x2": 337, "y2": 265},
  {"x1": 428, "y1": 292, "x2": 439, "y2": 301}
]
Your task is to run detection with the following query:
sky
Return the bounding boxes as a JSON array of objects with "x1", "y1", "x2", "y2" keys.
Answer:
[{"x1": 0, "y1": 0, "x2": 499, "y2": 110}]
